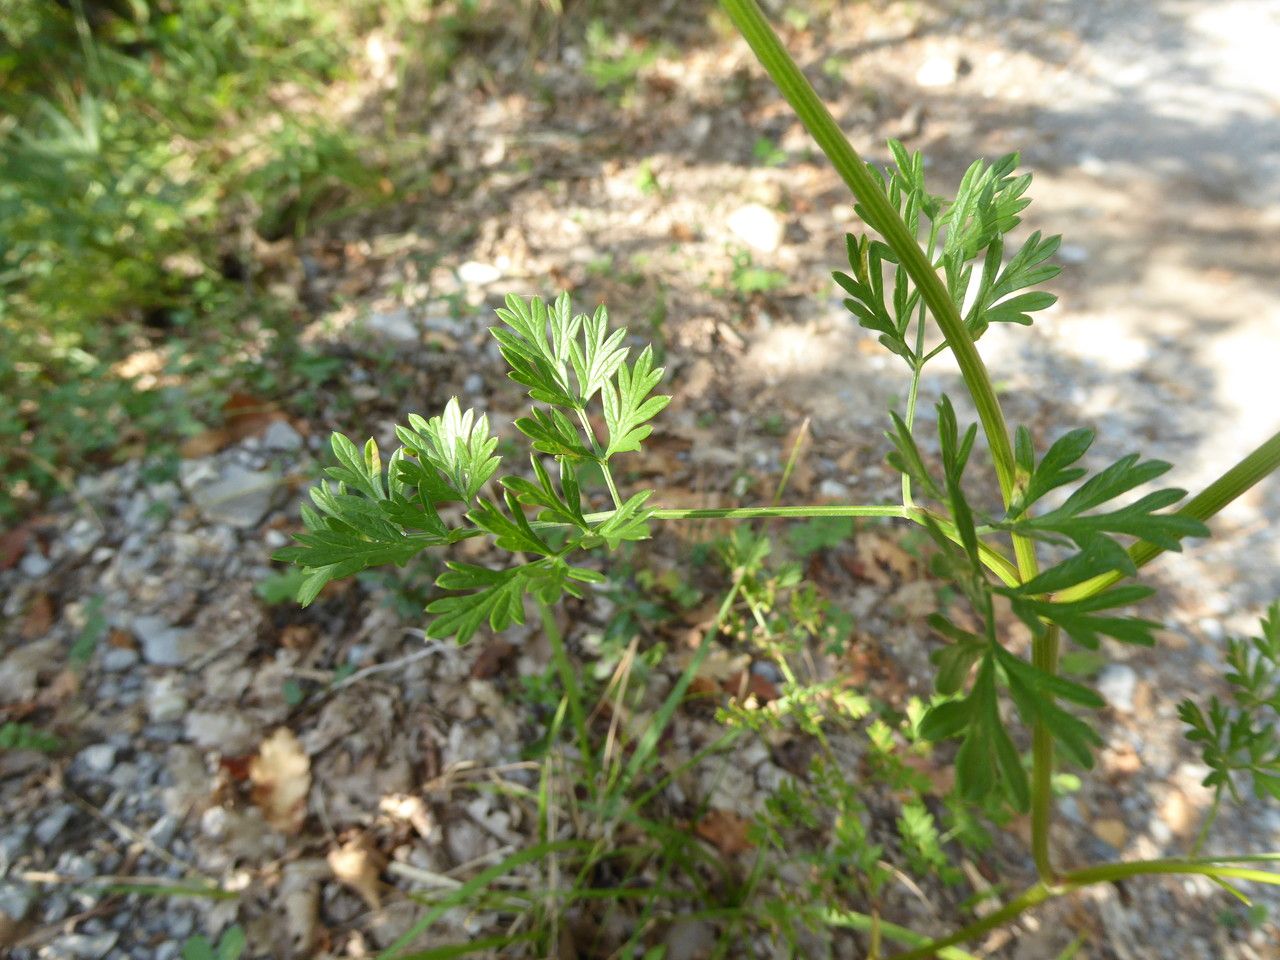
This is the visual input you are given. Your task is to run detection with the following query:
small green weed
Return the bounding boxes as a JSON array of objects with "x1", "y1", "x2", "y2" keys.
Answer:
[
  {"x1": 729, "y1": 248, "x2": 788, "y2": 296},
  {"x1": 181, "y1": 925, "x2": 246, "y2": 960},
  {"x1": 0, "y1": 722, "x2": 62, "y2": 754},
  {"x1": 752, "y1": 135, "x2": 787, "y2": 167}
]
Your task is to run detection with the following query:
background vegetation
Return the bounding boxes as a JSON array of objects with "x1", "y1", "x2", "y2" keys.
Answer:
[{"x1": 0, "y1": 0, "x2": 517, "y2": 517}]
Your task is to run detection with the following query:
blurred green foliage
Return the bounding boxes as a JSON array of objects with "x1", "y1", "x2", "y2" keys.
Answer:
[{"x1": 0, "y1": 0, "x2": 411, "y2": 517}]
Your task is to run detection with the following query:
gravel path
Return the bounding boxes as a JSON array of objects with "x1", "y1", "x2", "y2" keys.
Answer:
[{"x1": 1, "y1": 2, "x2": 1278, "y2": 958}]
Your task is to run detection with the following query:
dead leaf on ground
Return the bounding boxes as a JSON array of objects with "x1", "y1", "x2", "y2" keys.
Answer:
[
  {"x1": 327, "y1": 834, "x2": 385, "y2": 910},
  {"x1": 693, "y1": 808, "x2": 754, "y2": 857},
  {"x1": 21, "y1": 593, "x2": 55, "y2": 640},
  {"x1": 469, "y1": 638, "x2": 516, "y2": 679},
  {"x1": 37, "y1": 668, "x2": 80, "y2": 706},
  {"x1": 278, "y1": 624, "x2": 316, "y2": 651},
  {"x1": 380, "y1": 794, "x2": 435, "y2": 839},
  {"x1": 180, "y1": 392, "x2": 284, "y2": 459},
  {"x1": 279, "y1": 859, "x2": 328, "y2": 957},
  {"x1": 722, "y1": 670, "x2": 780, "y2": 705},
  {"x1": 249, "y1": 727, "x2": 311, "y2": 834},
  {"x1": 0, "y1": 526, "x2": 32, "y2": 571},
  {"x1": 842, "y1": 532, "x2": 916, "y2": 588},
  {"x1": 106, "y1": 628, "x2": 135, "y2": 649}
]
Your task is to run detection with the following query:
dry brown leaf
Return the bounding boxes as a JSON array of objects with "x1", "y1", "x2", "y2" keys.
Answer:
[
  {"x1": 37, "y1": 668, "x2": 80, "y2": 706},
  {"x1": 21, "y1": 593, "x2": 55, "y2": 640},
  {"x1": 722, "y1": 670, "x2": 780, "y2": 705},
  {"x1": 106, "y1": 628, "x2": 136, "y2": 650},
  {"x1": 249, "y1": 727, "x2": 311, "y2": 834},
  {"x1": 278, "y1": 624, "x2": 316, "y2": 651},
  {"x1": 327, "y1": 834, "x2": 385, "y2": 910},
  {"x1": 380, "y1": 794, "x2": 435, "y2": 838},
  {"x1": 180, "y1": 392, "x2": 283, "y2": 459},
  {"x1": 694, "y1": 808, "x2": 754, "y2": 857},
  {"x1": 846, "y1": 532, "x2": 916, "y2": 587},
  {"x1": 0, "y1": 526, "x2": 31, "y2": 571},
  {"x1": 469, "y1": 638, "x2": 516, "y2": 679},
  {"x1": 279, "y1": 859, "x2": 327, "y2": 957}
]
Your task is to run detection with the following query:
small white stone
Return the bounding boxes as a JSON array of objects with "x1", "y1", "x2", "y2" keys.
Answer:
[
  {"x1": 34, "y1": 806, "x2": 75, "y2": 846},
  {"x1": 1098, "y1": 663, "x2": 1138, "y2": 713},
  {"x1": 727, "y1": 203, "x2": 785, "y2": 254},
  {"x1": 818, "y1": 478, "x2": 850, "y2": 499},
  {"x1": 146, "y1": 676, "x2": 189, "y2": 724},
  {"x1": 76, "y1": 744, "x2": 117, "y2": 776},
  {"x1": 365, "y1": 308, "x2": 419, "y2": 343},
  {"x1": 19, "y1": 551, "x2": 51, "y2": 578},
  {"x1": 188, "y1": 464, "x2": 280, "y2": 529},
  {"x1": 458, "y1": 260, "x2": 502, "y2": 285},
  {"x1": 261, "y1": 419, "x2": 304, "y2": 452},
  {"x1": 1058, "y1": 243, "x2": 1089, "y2": 264},
  {"x1": 100, "y1": 647, "x2": 139, "y2": 672},
  {"x1": 133, "y1": 616, "x2": 199, "y2": 667},
  {"x1": 916, "y1": 55, "x2": 958, "y2": 87}
]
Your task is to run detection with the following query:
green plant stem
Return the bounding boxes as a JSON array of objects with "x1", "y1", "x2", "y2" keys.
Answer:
[
  {"x1": 902, "y1": 360, "x2": 924, "y2": 509},
  {"x1": 648, "y1": 505, "x2": 907, "y2": 521},
  {"x1": 885, "y1": 857, "x2": 1280, "y2": 960},
  {"x1": 886, "y1": 882, "x2": 1055, "y2": 960},
  {"x1": 1057, "y1": 428, "x2": 1280, "y2": 603},
  {"x1": 1190, "y1": 787, "x2": 1223, "y2": 856},
  {"x1": 819, "y1": 909, "x2": 981, "y2": 960},
  {"x1": 538, "y1": 601, "x2": 596, "y2": 783},
  {"x1": 575, "y1": 407, "x2": 624, "y2": 509},
  {"x1": 719, "y1": 0, "x2": 1062, "y2": 877},
  {"x1": 1030, "y1": 624, "x2": 1060, "y2": 877},
  {"x1": 599, "y1": 462, "x2": 624, "y2": 510}
]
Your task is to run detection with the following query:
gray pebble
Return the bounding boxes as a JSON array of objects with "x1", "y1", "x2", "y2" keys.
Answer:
[
  {"x1": 0, "y1": 823, "x2": 31, "y2": 872},
  {"x1": 1097, "y1": 663, "x2": 1137, "y2": 713},
  {"x1": 132, "y1": 616, "x2": 199, "y2": 667},
  {"x1": 19, "y1": 550, "x2": 51, "y2": 578},
  {"x1": 35, "y1": 806, "x2": 76, "y2": 846},
  {"x1": 146, "y1": 815, "x2": 179, "y2": 849},
  {"x1": 0, "y1": 880, "x2": 35, "y2": 923},
  {"x1": 100, "y1": 647, "x2": 140, "y2": 672},
  {"x1": 42, "y1": 892, "x2": 71, "y2": 922},
  {"x1": 166, "y1": 911, "x2": 195, "y2": 940},
  {"x1": 261, "y1": 419, "x2": 304, "y2": 452},
  {"x1": 49, "y1": 931, "x2": 119, "y2": 959},
  {"x1": 76, "y1": 743, "x2": 118, "y2": 777},
  {"x1": 109, "y1": 762, "x2": 141, "y2": 791}
]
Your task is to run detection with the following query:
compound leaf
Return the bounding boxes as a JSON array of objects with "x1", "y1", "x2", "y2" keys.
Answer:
[{"x1": 603, "y1": 345, "x2": 671, "y2": 458}]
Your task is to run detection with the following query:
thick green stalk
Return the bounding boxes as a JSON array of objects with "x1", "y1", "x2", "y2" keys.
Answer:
[
  {"x1": 1057, "y1": 428, "x2": 1280, "y2": 603},
  {"x1": 719, "y1": 0, "x2": 1060, "y2": 876},
  {"x1": 885, "y1": 883, "x2": 1054, "y2": 960},
  {"x1": 886, "y1": 858, "x2": 1280, "y2": 959},
  {"x1": 820, "y1": 909, "x2": 983, "y2": 959},
  {"x1": 649, "y1": 505, "x2": 906, "y2": 521},
  {"x1": 1030, "y1": 623, "x2": 1060, "y2": 877}
]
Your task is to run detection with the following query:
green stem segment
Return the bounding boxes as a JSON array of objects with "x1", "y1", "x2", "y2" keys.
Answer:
[
  {"x1": 718, "y1": 0, "x2": 1056, "y2": 875},
  {"x1": 886, "y1": 858, "x2": 1280, "y2": 960}
]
